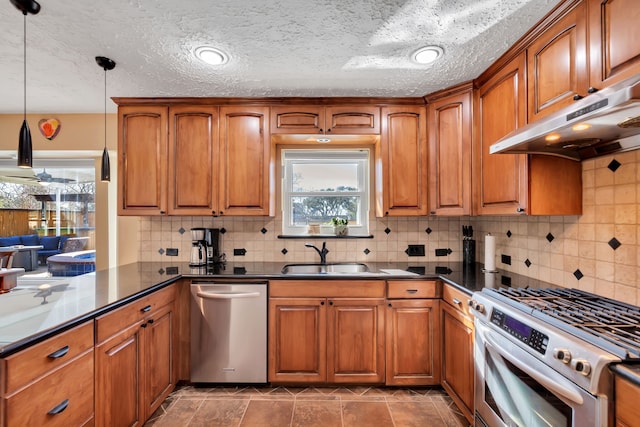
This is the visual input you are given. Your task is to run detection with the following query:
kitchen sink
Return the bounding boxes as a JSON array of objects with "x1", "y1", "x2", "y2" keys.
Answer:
[{"x1": 281, "y1": 262, "x2": 370, "y2": 275}]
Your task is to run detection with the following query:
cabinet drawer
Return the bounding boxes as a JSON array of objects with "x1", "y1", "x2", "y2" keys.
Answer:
[
  {"x1": 2, "y1": 322, "x2": 93, "y2": 395},
  {"x1": 387, "y1": 280, "x2": 441, "y2": 299},
  {"x1": 4, "y1": 350, "x2": 94, "y2": 427},
  {"x1": 269, "y1": 280, "x2": 385, "y2": 298},
  {"x1": 96, "y1": 285, "x2": 175, "y2": 343},
  {"x1": 442, "y1": 284, "x2": 472, "y2": 317}
]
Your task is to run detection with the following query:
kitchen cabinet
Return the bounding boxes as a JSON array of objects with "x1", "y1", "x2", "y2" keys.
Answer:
[
  {"x1": 219, "y1": 106, "x2": 273, "y2": 216},
  {"x1": 475, "y1": 53, "x2": 582, "y2": 215},
  {"x1": 385, "y1": 280, "x2": 441, "y2": 386},
  {"x1": 268, "y1": 280, "x2": 385, "y2": 384},
  {"x1": 270, "y1": 105, "x2": 380, "y2": 134},
  {"x1": 588, "y1": 0, "x2": 640, "y2": 90},
  {"x1": 118, "y1": 105, "x2": 168, "y2": 215},
  {"x1": 377, "y1": 106, "x2": 428, "y2": 216},
  {"x1": 426, "y1": 84, "x2": 473, "y2": 216},
  {"x1": 95, "y1": 284, "x2": 176, "y2": 427},
  {"x1": 615, "y1": 374, "x2": 640, "y2": 426},
  {"x1": 441, "y1": 284, "x2": 474, "y2": 425},
  {"x1": 0, "y1": 322, "x2": 94, "y2": 427},
  {"x1": 167, "y1": 106, "x2": 219, "y2": 215},
  {"x1": 526, "y1": 2, "x2": 588, "y2": 122}
]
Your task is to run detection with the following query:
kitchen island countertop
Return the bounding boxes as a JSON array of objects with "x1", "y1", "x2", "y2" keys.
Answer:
[{"x1": 0, "y1": 261, "x2": 549, "y2": 357}]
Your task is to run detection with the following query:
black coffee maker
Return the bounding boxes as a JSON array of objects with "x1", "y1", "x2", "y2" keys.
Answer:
[{"x1": 204, "y1": 228, "x2": 222, "y2": 265}]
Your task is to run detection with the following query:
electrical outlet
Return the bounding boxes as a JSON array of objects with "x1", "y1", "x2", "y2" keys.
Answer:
[
  {"x1": 405, "y1": 244, "x2": 425, "y2": 256},
  {"x1": 166, "y1": 266, "x2": 179, "y2": 275},
  {"x1": 166, "y1": 248, "x2": 178, "y2": 256},
  {"x1": 501, "y1": 254, "x2": 511, "y2": 265},
  {"x1": 501, "y1": 275, "x2": 512, "y2": 286},
  {"x1": 435, "y1": 248, "x2": 451, "y2": 257},
  {"x1": 233, "y1": 248, "x2": 247, "y2": 256}
]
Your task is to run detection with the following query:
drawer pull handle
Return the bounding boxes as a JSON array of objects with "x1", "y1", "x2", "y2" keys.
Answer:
[
  {"x1": 141, "y1": 305, "x2": 152, "y2": 313},
  {"x1": 48, "y1": 399, "x2": 69, "y2": 415},
  {"x1": 405, "y1": 289, "x2": 418, "y2": 294},
  {"x1": 452, "y1": 298, "x2": 461, "y2": 305},
  {"x1": 47, "y1": 345, "x2": 69, "y2": 359}
]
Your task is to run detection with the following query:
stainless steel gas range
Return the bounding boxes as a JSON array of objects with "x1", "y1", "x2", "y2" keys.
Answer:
[{"x1": 469, "y1": 287, "x2": 640, "y2": 427}]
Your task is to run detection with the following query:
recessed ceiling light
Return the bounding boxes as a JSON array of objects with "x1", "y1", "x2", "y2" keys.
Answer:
[
  {"x1": 194, "y1": 46, "x2": 229, "y2": 65},
  {"x1": 412, "y1": 46, "x2": 443, "y2": 64}
]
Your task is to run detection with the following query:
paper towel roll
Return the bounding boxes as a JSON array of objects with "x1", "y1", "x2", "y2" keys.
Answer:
[{"x1": 484, "y1": 234, "x2": 496, "y2": 271}]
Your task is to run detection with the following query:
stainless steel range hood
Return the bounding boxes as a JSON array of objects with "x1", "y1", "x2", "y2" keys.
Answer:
[{"x1": 490, "y1": 74, "x2": 640, "y2": 161}]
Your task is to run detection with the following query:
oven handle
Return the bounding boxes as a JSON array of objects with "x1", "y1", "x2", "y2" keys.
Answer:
[
  {"x1": 196, "y1": 291, "x2": 261, "y2": 300},
  {"x1": 478, "y1": 323, "x2": 585, "y2": 405}
]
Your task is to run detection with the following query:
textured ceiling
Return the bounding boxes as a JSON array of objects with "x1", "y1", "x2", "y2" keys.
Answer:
[{"x1": 0, "y1": 0, "x2": 559, "y2": 114}]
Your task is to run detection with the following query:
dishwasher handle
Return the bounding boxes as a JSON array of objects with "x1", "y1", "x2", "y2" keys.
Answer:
[{"x1": 196, "y1": 290, "x2": 261, "y2": 300}]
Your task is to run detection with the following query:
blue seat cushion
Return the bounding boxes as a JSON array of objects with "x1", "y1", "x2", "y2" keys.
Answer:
[
  {"x1": 20, "y1": 234, "x2": 40, "y2": 246},
  {"x1": 40, "y1": 236, "x2": 61, "y2": 250},
  {"x1": 0, "y1": 236, "x2": 21, "y2": 247}
]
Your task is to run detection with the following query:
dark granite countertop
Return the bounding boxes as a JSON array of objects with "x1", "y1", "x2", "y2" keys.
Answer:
[{"x1": 0, "y1": 260, "x2": 549, "y2": 357}]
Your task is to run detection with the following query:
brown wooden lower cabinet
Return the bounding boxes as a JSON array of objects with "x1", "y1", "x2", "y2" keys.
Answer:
[
  {"x1": 615, "y1": 375, "x2": 640, "y2": 427},
  {"x1": 441, "y1": 285, "x2": 474, "y2": 424},
  {"x1": 95, "y1": 285, "x2": 176, "y2": 427}
]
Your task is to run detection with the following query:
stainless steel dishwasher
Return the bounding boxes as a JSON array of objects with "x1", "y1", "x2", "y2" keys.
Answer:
[{"x1": 190, "y1": 281, "x2": 267, "y2": 383}]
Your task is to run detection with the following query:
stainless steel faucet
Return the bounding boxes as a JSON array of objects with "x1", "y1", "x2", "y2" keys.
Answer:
[{"x1": 305, "y1": 242, "x2": 329, "y2": 264}]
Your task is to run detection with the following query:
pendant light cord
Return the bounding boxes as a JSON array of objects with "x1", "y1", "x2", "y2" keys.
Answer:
[
  {"x1": 104, "y1": 67, "x2": 107, "y2": 150},
  {"x1": 23, "y1": 13, "x2": 27, "y2": 121}
]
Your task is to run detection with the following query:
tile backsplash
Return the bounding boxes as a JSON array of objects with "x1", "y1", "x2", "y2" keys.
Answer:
[{"x1": 138, "y1": 150, "x2": 639, "y2": 305}]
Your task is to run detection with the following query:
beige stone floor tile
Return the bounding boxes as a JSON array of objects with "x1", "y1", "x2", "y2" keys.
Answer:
[
  {"x1": 341, "y1": 401, "x2": 395, "y2": 427},
  {"x1": 151, "y1": 398, "x2": 202, "y2": 427},
  {"x1": 291, "y1": 400, "x2": 342, "y2": 427},
  {"x1": 388, "y1": 401, "x2": 447, "y2": 427},
  {"x1": 239, "y1": 400, "x2": 295, "y2": 426},
  {"x1": 188, "y1": 399, "x2": 249, "y2": 427}
]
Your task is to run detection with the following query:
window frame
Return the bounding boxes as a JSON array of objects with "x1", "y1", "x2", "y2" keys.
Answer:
[{"x1": 281, "y1": 149, "x2": 370, "y2": 236}]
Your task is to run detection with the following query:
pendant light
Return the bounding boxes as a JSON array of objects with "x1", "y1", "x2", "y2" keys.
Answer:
[
  {"x1": 11, "y1": 0, "x2": 41, "y2": 168},
  {"x1": 96, "y1": 56, "x2": 116, "y2": 182}
]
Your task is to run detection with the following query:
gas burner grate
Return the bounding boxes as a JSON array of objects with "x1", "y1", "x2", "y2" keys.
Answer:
[{"x1": 490, "y1": 287, "x2": 640, "y2": 359}]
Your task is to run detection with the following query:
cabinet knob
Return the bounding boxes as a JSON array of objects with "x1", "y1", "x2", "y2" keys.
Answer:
[
  {"x1": 47, "y1": 399, "x2": 69, "y2": 415},
  {"x1": 516, "y1": 207, "x2": 525, "y2": 213},
  {"x1": 385, "y1": 211, "x2": 389, "y2": 216},
  {"x1": 141, "y1": 323, "x2": 148, "y2": 328},
  {"x1": 148, "y1": 318, "x2": 155, "y2": 324},
  {"x1": 573, "y1": 94, "x2": 584, "y2": 101},
  {"x1": 160, "y1": 210, "x2": 166, "y2": 215},
  {"x1": 587, "y1": 87, "x2": 598, "y2": 94},
  {"x1": 329, "y1": 301, "x2": 334, "y2": 306},
  {"x1": 430, "y1": 211, "x2": 436, "y2": 215},
  {"x1": 319, "y1": 128, "x2": 323, "y2": 133},
  {"x1": 219, "y1": 211, "x2": 224, "y2": 215},
  {"x1": 320, "y1": 301, "x2": 325, "y2": 305},
  {"x1": 327, "y1": 128, "x2": 332, "y2": 133},
  {"x1": 388, "y1": 303, "x2": 392, "y2": 307},
  {"x1": 212, "y1": 210, "x2": 216, "y2": 216}
]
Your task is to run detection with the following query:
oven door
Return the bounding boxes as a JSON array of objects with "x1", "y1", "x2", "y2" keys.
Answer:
[{"x1": 474, "y1": 320, "x2": 604, "y2": 427}]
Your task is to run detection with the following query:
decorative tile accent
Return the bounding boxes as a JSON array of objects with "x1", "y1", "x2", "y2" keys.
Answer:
[
  {"x1": 608, "y1": 159, "x2": 621, "y2": 172},
  {"x1": 158, "y1": 268, "x2": 165, "y2": 275},
  {"x1": 608, "y1": 237, "x2": 621, "y2": 250},
  {"x1": 506, "y1": 230, "x2": 512, "y2": 238},
  {"x1": 546, "y1": 233, "x2": 554, "y2": 243},
  {"x1": 425, "y1": 228, "x2": 432, "y2": 234},
  {"x1": 524, "y1": 259, "x2": 531, "y2": 268},
  {"x1": 384, "y1": 228, "x2": 391, "y2": 234},
  {"x1": 281, "y1": 248, "x2": 288, "y2": 255},
  {"x1": 573, "y1": 269, "x2": 584, "y2": 280},
  {"x1": 261, "y1": 228, "x2": 268, "y2": 234},
  {"x1": 220, "y1": 228, "x2": 226, "y2": 234},
  {"x1": 363, "y1": 248, "x2": 370, "y2": 255},
  {"x1": 178, "y1": 227, "x2": 185, "y2": 234},
  {"x1": 158, "y1": 248, "x2": 165, "y2": 255}
]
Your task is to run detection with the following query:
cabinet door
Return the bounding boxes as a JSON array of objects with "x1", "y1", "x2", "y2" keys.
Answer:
[
  {"x1": 325, "y1": 106, "x2": 380, "y2": 134},
  {"x1": 589, "y1": 0, "x2": 640, "y2": 89},
  {"x1": 378, "y1": 106, "x2": 428, "y2": 216},
  {"x1": 141, "y1": 304, "x2": 174, "y2": 421},
  {"x1": 441, "y1": 302, "x2": 474, "y2": 424},
  {"x1": 527, "y1": 3, "x2": 588, "y2": 122},
  {"x1": 268, "y1": 298, "x2": 327, "y2": 383},
  {"x1": 386, "y1": 299, "x2": 440, "y2": 386},
  {"x1": 118, "y1": 106, "x2": 168, "y2": 215},
  {"x1": 327, "y1": 299, "x2": 385, "y2": 383},
  {"x1": 476, "y1": 53, "x2": 528, "y2": 215},
  {"x1": 428, "y1": 89, "x2": 472, "y2": 216},
  {"x1": 270, "y1": 106, "x2": 324, "y2": 134},
  {"x1": 95, "y1": 323, "x2": 143, "y2": 427},
  {"x1": 219, "y1": 106, "x2": 272, "y2": 216},
  {"x1": 615, "y1": 375, "x2": 640, "y2": 427},
  {"x1": 167, "y1": 106, "x2": 219, "y2": 215}
]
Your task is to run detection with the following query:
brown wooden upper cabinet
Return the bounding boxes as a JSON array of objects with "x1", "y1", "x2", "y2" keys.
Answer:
[
  {"x1": 118, "y1": 105, "x2": 168, "y2": 215},
  {"x1": 377, "y1": 106, "x2": 428, "y2": 216},
  {"x1": 427, "y1": 85, "x2": 473, "y2": 216},
  {"x1": 270, "y1": 105, "x2": 380, "y2": 134},
  {"x1": 476, "y1": 53, "x2": 582, "y2": 216},
  {"x1": 527, "y1": 2, "x2": 588, "y2": 122},
  {"x1": 588, "y1": 0, "x2": 640, "y2": 89},
  {"x1": 219, "y1": 106, "x2": 273, "y2": 216},
  {"x1": 168, "y1": 106, "x2": 219, "y2": 215}
]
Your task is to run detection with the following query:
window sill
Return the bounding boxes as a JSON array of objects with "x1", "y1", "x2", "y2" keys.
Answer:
[{"x1": 277, "y1": 234, "x2": 374, "y2": 239}]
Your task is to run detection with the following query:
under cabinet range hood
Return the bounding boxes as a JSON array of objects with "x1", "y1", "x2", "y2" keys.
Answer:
[{"x1": 490, "y1": 74, "x2": 640, "y2": 160}]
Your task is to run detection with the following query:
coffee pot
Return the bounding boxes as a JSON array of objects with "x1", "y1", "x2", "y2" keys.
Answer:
[{"x1": 189, "y1": 228, "x2": 206, "y2": 266}]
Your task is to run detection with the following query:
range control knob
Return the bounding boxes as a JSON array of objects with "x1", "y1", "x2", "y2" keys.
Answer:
[
  {"x1": 468, "y1": 300, "x2": 485, "y2": 314},
  {"x1": 573, "y1": 359, "x2": 591, "y2": 376},
  {"x1": 554, "y1": 349, "x2": 572, "y2": 364}
]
